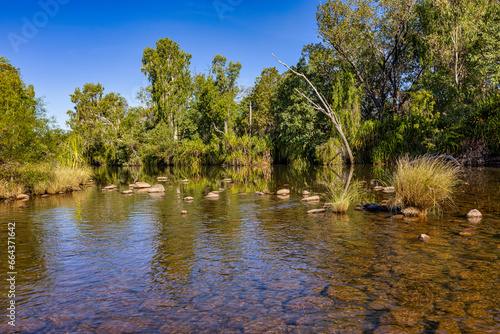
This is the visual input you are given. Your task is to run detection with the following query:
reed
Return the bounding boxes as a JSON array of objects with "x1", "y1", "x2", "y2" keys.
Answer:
[
  {"x1": 389, "y1": 155, "x2": 461, "y2": 215},
  {"x1": 327, "y1": 180, "x2": 364, "y2": 213}
]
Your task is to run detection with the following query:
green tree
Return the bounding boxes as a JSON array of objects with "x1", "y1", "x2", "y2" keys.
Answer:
[
  {"x1": 244, "y1": 67, "x2": 281, "y2": 136},
  {"x1": 210, "y1": 54, "x2": 242, "y2": 134},
  {"x1": 141, "y1": 37, "x2": 192, "y2": 139},
  {"x1": 317, "y1": 0, "x2": 424, "y2": 119},
  {"x1": 67, "y1": 83, "x2": 129, "y2": 165},
  {"x1": 0, "y1": 57, "x2": 56, "y2": 163}
]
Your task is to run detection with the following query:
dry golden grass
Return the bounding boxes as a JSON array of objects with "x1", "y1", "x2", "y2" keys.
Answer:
[
  {"x1": 0, "y1": 164, "x2": 92, "y2": 198},
  {"x1": 389, "y1": 155, "x2": 461, "y2": 215},
  {"x1": 327, "y1": 180, "x2": 364, "y2": 213}
]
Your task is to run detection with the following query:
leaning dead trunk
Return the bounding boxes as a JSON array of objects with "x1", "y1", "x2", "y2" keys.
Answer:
[{"x1": 273, "y1": 54, "x2": 354, "y2": 164}]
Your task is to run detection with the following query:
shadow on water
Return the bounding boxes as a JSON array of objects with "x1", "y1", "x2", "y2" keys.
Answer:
[{"x1": 0, "y1": 165, "x2": 498, "y2": 333}]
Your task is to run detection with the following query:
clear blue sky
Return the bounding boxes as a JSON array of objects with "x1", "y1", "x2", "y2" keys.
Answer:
[{"x1": 0, "y1": 0, "x2": 321, "y2": 129}]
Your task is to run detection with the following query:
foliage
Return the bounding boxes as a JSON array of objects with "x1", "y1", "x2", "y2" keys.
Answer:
[
  {"x1": 389, "y1": 155, "x2": 461, "y2": 215},
  {"x1": 0, "y1": 57, "x2": 60, "y2": 163},
  {"x1": 141, "y1": 37, "x2": 192, "y2": 132},
  {"x1": 67, "y1": 83, "x2": 131, "y2": 165}
]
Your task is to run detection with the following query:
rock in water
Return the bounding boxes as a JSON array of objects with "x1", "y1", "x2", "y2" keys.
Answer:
[
  {"x1": 307, "y1": 209, "x2": 326, "y2": 214},
  {"x1": 302, "y1": 190, "x2": 310, "y2": 196},
  {"x1": 184, "y1": 197, "x2": 194, "y2": 201},
  {"x1": 156, "y1": 177, "x2": 168, "y2": 182},
  {"x1": 277, "y1": 189, "x2": 290, "y2": 196},
  {"x1": 148, "y1": 184, "x2": 165, "y2": 193},
  {"x1": 301, "y1": 196, "x2": 320, "y2": 203},
  {"x1": 16, "y1": 194, "x2": 29, "y2": 200},
  {"x1": 134, "y1": 182, "x2": 151, "y2": 189},
  {"x1": 121, "y1": 190, "x2": 133, "y2": 195},
  {"x1": 181, "y1": 211, "x2": 188, "y2": 215},
  {"x1": 466, "y1": 209, "x2": 482, "y2": 219},
  {"x1": 418, "y1": 234, "x2": 431, "y2": 243}
]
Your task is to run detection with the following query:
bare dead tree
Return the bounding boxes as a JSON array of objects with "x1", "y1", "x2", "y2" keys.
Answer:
[{"x1": 273, "y1": 54, "x2": 354, "y2": 164}]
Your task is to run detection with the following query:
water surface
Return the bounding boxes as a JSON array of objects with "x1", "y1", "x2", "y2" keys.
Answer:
[{"x1": 0, "y1": 165, "x2": 498, "y2": 333}]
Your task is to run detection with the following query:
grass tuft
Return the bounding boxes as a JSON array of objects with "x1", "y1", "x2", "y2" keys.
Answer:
[
  {"x1": 327, "y1": 180, "x2": 364, "y2": 213},
  {"x1": 389, "y1": 155, "x2": 461, "y2": 215}
]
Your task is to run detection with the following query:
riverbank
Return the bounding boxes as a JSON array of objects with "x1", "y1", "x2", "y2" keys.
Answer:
[{"x1": 0, "y1": 163, "x2": 92, "y2": 200}]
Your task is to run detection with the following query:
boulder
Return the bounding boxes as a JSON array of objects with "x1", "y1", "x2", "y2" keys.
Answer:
[
  {"x1": 104, "y1": 185, "x2": 117, "y2": 190},
  {"x1": 121, "y1": 190, "x2": 133, "y2": 195},
  {"x1": 302, "y1": 190, "x2": 310, "y2": 196},
  {"x1": 128, "y1": 184, "x2": 135, "y2": 188},
  {"x1": 184, "y1": 197, "x2": 194, "y2": 201},
  {"x1": 277, "y1": 189, "x2": 290, "y2": 196},
  {"x1": 466, "y1": 209, "x2": 482, "y2": 219},
  {"x1": 307, "y1": 209, "x2": 326, "y2": 214},
  {"x1": 148, "y1": 184, "x2": 165, "y2": 193},
  {"x1": 301, "y1": 195, "x2": 320, "y2": 203},
  {"x1": 16, "y1": 194, "x2": 29, "y2": 200},
  {"x1": 418, "y1": 234, "x2": 431, "y2": 243},
  {"x1": 364, "y1": 202, "x2": 383, "y2": 212},
  {"x1": 134, "y1": 182, "x2": 151, "y2": 189}
]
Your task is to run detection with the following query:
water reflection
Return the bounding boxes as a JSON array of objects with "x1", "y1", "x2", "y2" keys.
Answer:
[{"x1": 0, "y1": 165, "x2": 498, "y2": 333}]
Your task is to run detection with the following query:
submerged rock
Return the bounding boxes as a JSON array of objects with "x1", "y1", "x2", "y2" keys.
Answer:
[
  {"x1": 418, "y1": 234, "x2": 431, "y2": 243},
  {"x1": 121, "y1": 190, "x2": 133, "y2": 195},
  {"x1": 104, "y1": 185, "x2": 117, "y2": 190},
  {"x1": 148, "y1": 184, "x2": 165, "y2": 193},
  {"x1": 184, "y1": 196, "x2": 194, "y2": 201},
  {"x1": 205, "y1": 193, "x2": 220, "y2": 199},
  {"x1": 255, "y1": 191, "x2": 264, "y2": 196},
  {"x1": 277, "y1": 195, "x2": 290, "y2": 200}
]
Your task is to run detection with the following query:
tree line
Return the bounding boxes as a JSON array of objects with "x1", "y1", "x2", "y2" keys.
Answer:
[{"x1": 2, "y1": 0, "x2": 500, "y2": 171}]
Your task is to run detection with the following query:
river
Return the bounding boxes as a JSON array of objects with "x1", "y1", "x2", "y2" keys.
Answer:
[{"x1": 0, "y1": 165, "x2": 498, "y2": 333}]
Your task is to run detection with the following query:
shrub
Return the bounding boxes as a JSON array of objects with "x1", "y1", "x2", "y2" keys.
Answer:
[{"x1": 389, "y1": 155, "x2": 461, "y2": 215}]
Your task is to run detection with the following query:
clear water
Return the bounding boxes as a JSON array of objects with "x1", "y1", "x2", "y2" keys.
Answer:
[{"x1": 0, "y1": 165, "x2": 498, "y2": 333}]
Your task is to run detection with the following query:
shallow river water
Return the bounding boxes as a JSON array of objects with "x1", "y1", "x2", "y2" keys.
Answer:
[{"x1": 0, "y1": 165, "x2": 499, "y2": 333}]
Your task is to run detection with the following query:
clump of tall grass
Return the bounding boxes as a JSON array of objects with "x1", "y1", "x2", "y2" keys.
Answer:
[
  {"x1": 0, "y1": 162, "x2": 92, "y2": 198},
  {"x1": 327, "y1": 180, "x2": 365, "y2": 213},
  {"x1": 389, "y1": 155, "x2": 461, "y2": 216}
]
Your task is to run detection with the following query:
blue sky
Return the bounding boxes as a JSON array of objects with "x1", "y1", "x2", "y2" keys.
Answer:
[{"x1": 0, "y1": 0, "x2": 321, "y2": 128}]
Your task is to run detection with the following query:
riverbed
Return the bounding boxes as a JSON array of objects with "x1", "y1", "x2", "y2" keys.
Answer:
[{"x1": 0, "y1": 165, "x2": 498, "y2": 333}]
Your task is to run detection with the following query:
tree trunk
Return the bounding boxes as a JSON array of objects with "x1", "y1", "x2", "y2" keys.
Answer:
[{"x1": 249, "y1": 101, "x2": 252, "y2": 137}]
